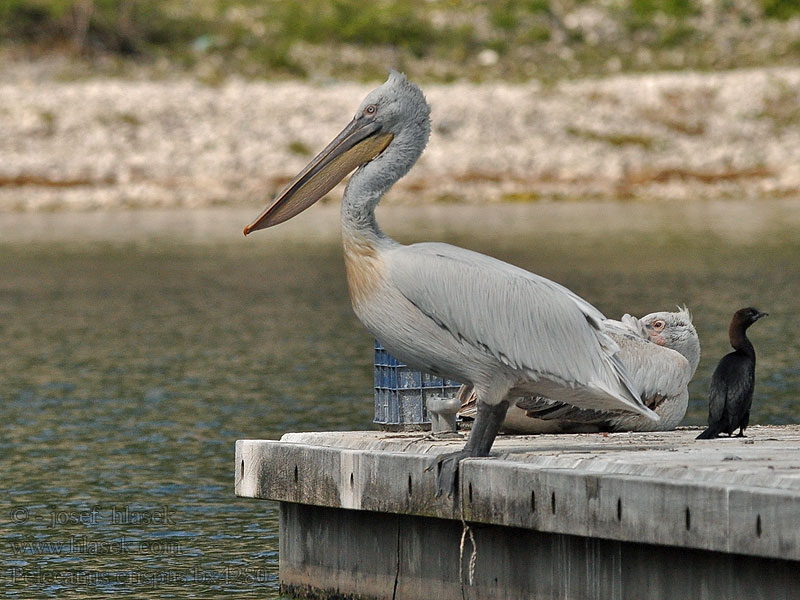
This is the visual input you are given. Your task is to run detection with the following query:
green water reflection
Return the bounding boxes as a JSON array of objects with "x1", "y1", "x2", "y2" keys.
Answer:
[{"x1": 0, "y1": 203, "x2": 797, "y2": 598}]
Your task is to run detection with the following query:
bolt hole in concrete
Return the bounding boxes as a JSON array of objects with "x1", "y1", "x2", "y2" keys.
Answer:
[
  {"x1": 685, "y1": 507, "x2": 691, "y2": 530},
  {"x1": 757, "y1": 514, "x2": 762, "y2": 537},
  {"x1": 407, "y1": 475, "x2": 412, "y2": 497},
  {"x1": 468, "y1": 482, "x2": 473, "y2": 503},
  {"x1": 240, "y1": 460, "x2": 244, "y2": 479},
  {"x1": 350, "y1": 472, "x2": 354, "y2": 487},
  {"x1": 551, "y1": 492, "x2": 556, "y2": 515},
  {"x1": 294, "y1": 465, "x2": 298, "y2": 483},
  {"x1": 617, "y1": 498, "x2": 622, "y2": 521},
  {"x1": 530, "y1": 490, "x2": 536, "y2": 513}
]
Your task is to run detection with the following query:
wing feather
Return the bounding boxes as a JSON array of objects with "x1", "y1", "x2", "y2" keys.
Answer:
[
  {"x1": 602, "y1": 314, "x2": 648, "y2": 340},
  {"x1": 707, "y1": 375, "x2": 727, "y2": 428},
  {"x1": 614, "y1": 334, "x2": 692, "y2": 402},
  {"x1": 388, "y1": 242, "x2": 651, "y2": 416},
  {"x1": 509, "y1": 331, "x2": 691, "y2": 427},
  {"x1": 709, "y1": 353, "x2": 754, "y2": 430}
]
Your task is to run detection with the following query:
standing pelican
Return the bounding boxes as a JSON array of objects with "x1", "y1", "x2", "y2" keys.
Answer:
[
  {"x1": 244, "y1": 72, "x2": 657, "y2": 494},
  {"x1": 697, "y1": 307, "x2": 767, "y2": 439},
  {"x1": 459, "y1": 308, "x2": 700, "y2": 433}
]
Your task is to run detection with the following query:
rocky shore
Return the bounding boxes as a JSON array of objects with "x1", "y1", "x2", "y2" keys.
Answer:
[{"x1": 2, "y1": 66, "x2": 799, "y2": 211}]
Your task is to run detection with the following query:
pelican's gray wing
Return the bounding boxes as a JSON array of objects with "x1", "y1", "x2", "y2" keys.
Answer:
[
  {"x1": 602, "y1": 314, "x2": 648, "y2": 340},
  {"x1": 515, "y1": 332, "x2": 692, "y2": 422},
  {"x1": 457, "y1": 383, "x2": 478, "y2": 418},
  {"x1": 387, "y1": 242, "x2": 652, "y2": 416}
]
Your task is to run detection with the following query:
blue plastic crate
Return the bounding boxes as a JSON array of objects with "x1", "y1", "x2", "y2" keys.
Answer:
[{"x1": 373, "y1": 340, "x2": 462, "y2": 428}]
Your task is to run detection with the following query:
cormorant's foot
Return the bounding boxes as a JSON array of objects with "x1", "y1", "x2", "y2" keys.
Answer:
[
  {"x1": 736, "y1": 431, "x2": 746, "y2": 438},
  {"x1": 431, "y1": 450, "x2": 475, "y2": 499}
]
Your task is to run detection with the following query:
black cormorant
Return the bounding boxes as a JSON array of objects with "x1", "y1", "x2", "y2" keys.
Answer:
[{"x1": 696, "y1": 307, "x2": 768, "y2": 440}]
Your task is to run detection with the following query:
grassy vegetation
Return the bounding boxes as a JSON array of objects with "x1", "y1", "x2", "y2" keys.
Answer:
[{"x1": 2, "y1": 0, "x2": 800, "y2": 81}]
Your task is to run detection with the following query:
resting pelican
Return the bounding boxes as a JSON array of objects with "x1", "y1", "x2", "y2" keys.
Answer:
[
  {"x1": 697, "y1": 307, "x2": 767, "y2": 439},
  {"x1": 459, "y1": 308, "x2": 700, "y2": 433},
  {"x1": 244, "y1": 71, "x2": 657, "y2": 494}
]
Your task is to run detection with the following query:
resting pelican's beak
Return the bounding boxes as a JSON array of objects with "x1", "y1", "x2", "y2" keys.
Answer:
[{"x1": 244, "y1": 117, "x2": 394, "y2": 235}]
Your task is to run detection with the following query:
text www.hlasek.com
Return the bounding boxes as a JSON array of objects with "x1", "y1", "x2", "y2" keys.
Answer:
[
  {"x1": 9, "y1": 536, "x2": 182, "y2": 556},
  {"x1": 7, "y1": 567, "x2": 273, "y2": 587}
]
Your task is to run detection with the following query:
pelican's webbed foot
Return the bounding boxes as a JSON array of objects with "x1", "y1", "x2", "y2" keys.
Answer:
[
  {"x1": 431, "y1": 399, "x2": 510, "y2": 498},
  {"x1": 433, "y1": 449, "x2": 473, "y2": 498}
]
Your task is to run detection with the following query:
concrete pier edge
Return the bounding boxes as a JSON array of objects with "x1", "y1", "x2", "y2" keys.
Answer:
[{"x1": 236, "y1": 426, "x2": 800, "y2": 599}]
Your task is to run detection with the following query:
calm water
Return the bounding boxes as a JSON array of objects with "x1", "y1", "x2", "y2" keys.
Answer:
[{"x1": 1, "y1": 202, "x2": 798, "y2": 598}]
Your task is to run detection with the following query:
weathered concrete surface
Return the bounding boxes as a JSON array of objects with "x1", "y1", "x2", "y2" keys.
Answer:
[
  {"x1": 236, "y1": 425, "x2": 800, "y2": 599},
  {"x1": 278, "y1": 503, "x2": 799, "y2": 600}
]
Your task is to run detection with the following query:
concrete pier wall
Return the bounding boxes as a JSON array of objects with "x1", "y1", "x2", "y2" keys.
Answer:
[
  {"x1": 279, "y1": 502, "x2": 799, "y2": 600},
  {"x1": 236, "y1": 426, "x2": 800, "y2": 599}
]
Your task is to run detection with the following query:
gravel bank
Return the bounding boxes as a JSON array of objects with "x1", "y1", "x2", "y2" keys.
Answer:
[{"x1": 2, "y1": 67, "x2": 800, "y2": 211}]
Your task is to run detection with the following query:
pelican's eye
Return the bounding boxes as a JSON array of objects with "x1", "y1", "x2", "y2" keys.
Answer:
[
  {"x1": 364, "y1": 104, "x2": 377, "y2": 116},
  {"x1": 652, "y1": 320, "x2": 666, "y2": 331}
]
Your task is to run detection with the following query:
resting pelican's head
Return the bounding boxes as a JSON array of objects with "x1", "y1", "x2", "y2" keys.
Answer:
[
  {"x1": 641, "y1": 306, "x2": 701, "y2": 375},
  {"x1": 244, "y1": 71, "x2": 431, "y2": 235}
]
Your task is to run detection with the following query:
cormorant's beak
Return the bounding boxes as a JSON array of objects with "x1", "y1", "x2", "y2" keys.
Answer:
[
  {"x1": 244, "y1": 117, "x2": 393, "y2": 235},
  {"x1": 754, "y1": 311, "x2": 769, "y2": 321}
]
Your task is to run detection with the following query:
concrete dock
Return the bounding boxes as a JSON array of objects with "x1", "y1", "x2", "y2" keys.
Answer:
[{"x1": 235, "y1": 425, "x2": 800, "y2": 600}]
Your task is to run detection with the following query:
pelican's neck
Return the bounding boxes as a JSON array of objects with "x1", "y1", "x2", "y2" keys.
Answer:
[
  {"x1": 683, "y1": 337, "x2": 701, "y2": 377},
  {"x1": 339, "y1": 165, "x2": 399, "y2": 314},
  {"x1": 340, "y1": 173, "x2": 388, "y2": 246},
  {"x1": 340, "y1": 125, "x2": 428, "y2": 245}
]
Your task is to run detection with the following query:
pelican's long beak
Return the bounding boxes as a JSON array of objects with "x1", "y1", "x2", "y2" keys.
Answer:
[{"x1": 244, "y1": 117, "x2": 394, "y2": 235}]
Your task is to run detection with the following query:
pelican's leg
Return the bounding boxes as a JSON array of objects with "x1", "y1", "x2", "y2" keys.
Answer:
[{"x1": 434, "y1": 399, "x2": 509, "y2": 498}]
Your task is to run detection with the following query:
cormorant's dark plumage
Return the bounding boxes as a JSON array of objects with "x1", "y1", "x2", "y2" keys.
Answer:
[{"x1": 697, "y1": 307, "x2": 767, "y2": 440}]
